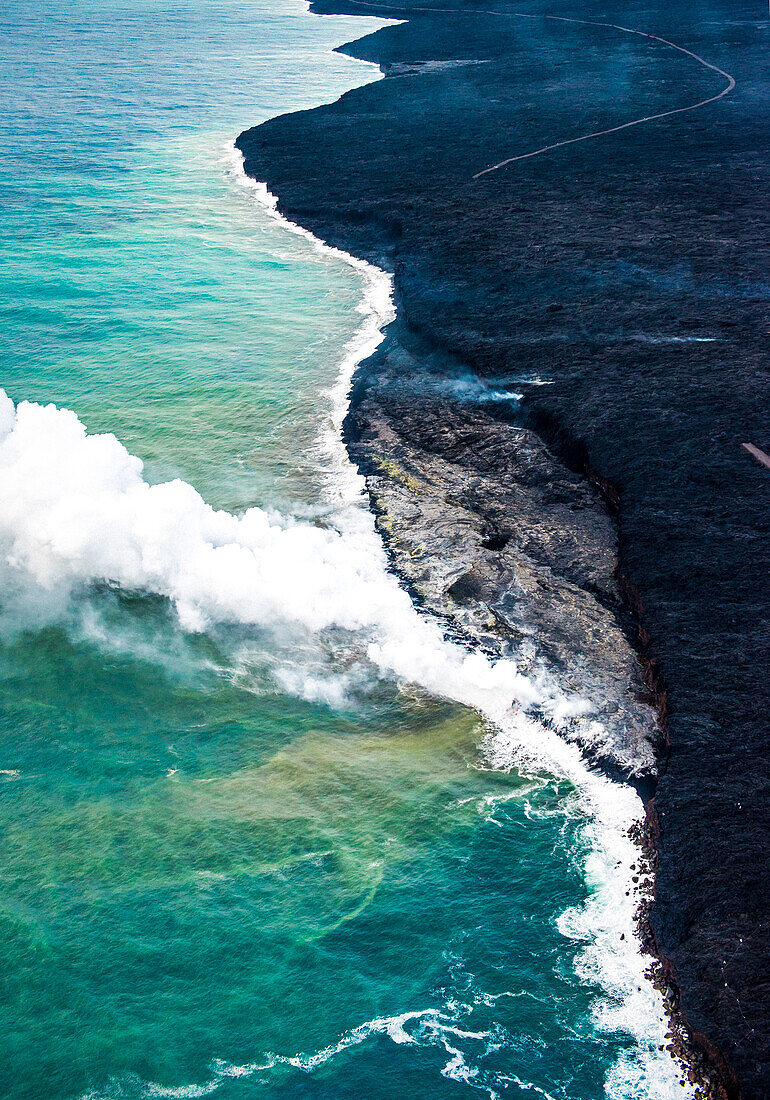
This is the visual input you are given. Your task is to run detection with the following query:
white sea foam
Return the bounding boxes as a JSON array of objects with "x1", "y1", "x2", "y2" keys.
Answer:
[
  {"x1": 79, "y1": 1009, "x2": 505, "y2": 1100},
  {"x1": 13, "y1": 159, "x2": 693, "y2": 1100}
]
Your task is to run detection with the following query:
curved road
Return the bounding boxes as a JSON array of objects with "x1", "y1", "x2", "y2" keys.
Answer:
[{"x1": 336, "y1": 0, "x2": 736, "y2": 178}]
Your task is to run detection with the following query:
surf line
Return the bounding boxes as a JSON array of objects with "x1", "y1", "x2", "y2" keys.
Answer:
[
  {"x1": 333, "y1": 0, "x2": 736, "y2": 178},
  {"x1": 228, "y1": 148, "x2": 688, "y2": 1098}
]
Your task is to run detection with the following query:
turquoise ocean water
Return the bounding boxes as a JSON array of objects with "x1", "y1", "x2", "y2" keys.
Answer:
[{"x1": 0, "y1": 3, "x2": 689, "y2": 1099}]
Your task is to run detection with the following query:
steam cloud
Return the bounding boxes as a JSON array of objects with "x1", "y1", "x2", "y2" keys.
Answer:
[{"x1": 0, "y1": 389, "x2": 561, "y2": 720}]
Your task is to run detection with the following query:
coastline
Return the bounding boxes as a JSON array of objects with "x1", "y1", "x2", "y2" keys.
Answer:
[
  {"x1": 231, "y1": 156, "x2": 699, "y2": 1099},
  {"x1": 236, "y1": 0, "x2": 769, "y2": 1096},
  {"x1": 4, "y1": 2, "x2": 719, "y2": 1095}
]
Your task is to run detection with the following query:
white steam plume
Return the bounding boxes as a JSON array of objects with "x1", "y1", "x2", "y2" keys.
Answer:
[{"x1": 0, "y1": 387, "x2": 558, "y2": 722}]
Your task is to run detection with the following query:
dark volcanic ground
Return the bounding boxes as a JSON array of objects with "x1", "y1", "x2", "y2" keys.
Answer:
[{"x1": 237, "y1": 1, "x2": 770, "y2": 1094}]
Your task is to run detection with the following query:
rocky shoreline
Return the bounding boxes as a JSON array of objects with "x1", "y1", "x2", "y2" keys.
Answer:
[
  {"x1": 343, "y1": 318, "x2": 661, "y2": 786},
  {"x1": 237, "y1": 1, "x2": 769, "y2": 1093}
]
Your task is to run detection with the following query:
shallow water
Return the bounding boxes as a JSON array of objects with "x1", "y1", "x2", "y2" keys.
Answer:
[{"x1": 0, "y1": 3, "x2": 686, "y2": 1098}]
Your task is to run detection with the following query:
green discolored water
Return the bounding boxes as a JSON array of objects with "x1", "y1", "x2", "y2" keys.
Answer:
[{"x1": 0, "y1": 3, "x2": 685, "y2": 1099}]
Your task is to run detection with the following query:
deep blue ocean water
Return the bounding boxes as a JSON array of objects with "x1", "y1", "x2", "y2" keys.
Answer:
[{"x1": 0, "y1": 3, "x2": 690, "y2": 1098}]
